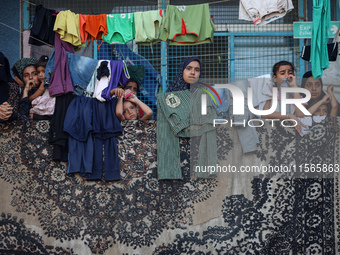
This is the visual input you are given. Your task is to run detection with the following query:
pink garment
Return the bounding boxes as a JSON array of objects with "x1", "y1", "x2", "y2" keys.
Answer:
[{"x1": 30, "y1": 89, "x2": 56, "y2": 115}]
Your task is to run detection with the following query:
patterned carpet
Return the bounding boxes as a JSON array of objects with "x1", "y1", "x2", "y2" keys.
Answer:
[{"x1": 0, "y1": 119, "x2": 338, "y2": 254}]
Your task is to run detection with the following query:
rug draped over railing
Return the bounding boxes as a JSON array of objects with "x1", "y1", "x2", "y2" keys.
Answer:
[{"x1": 0, "y1": 120, "x2": 339, "y2": 254}]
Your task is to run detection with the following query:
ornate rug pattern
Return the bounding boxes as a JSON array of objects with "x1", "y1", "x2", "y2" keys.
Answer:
[{"x1": 0, "y1": 120, "x2": 337, "y2": 254}]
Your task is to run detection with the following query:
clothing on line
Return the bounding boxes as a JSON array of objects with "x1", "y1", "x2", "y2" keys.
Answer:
[
  {"x1": 93, "y1": 60, "x2": 111, "y2": 102},
  {"x1": 238, "y1": 0, "x2": 294, "y2": 26},
  {"x1": 49, "y1": 92, "x2": 77, "y2": 162},
  {"x1": 157, "y1": 88, "x2": 217, "y2": 180},
  {"x1": 159, "y1": 4, "x2": 215, "y2": 45},
  {"x1": 310, "y1": 0, "x2": 331, "y2": 78},
  {"x1": 29, "y1": 4, "x2": 56, "y2": 46},
  {"x1": 64, "y1": 96, "x2": 94, "y2": 176},
  {"x1": 45, "y1": 50, "x2": 98, "y2": 96},
  {"x1": 85, "y1": 14, "x2": 108, "y2": 50},
  {"x1": 134, "y1": 10, "x2": 163, "y2": 46},
  {"x1": 104, "y1": 13, "x2": 135, "y2": 44},
  {"x1": 86, "y1": 98, "x2": 122, "y2": 181},
  {"x1": 101, "y1": 61, "x2": 130, "y2": 101},
  {"x1": 47, "y1": 33, "x2": 75, "y2": 97},
  {"x1": 53, "y1": 10, "x2": 82, "y2": 49}
]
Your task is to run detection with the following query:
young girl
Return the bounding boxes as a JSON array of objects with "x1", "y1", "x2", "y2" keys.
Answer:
[
  {"x1": 116, "y1": 91, "x2": 152, "y2": 121},
  {"x1": 29, "y1": 55, "x2": 56, "y2": 120}
]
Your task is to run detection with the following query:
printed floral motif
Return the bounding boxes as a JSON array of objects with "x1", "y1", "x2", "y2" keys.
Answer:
[{"x1": 0, "y1": 120, "x2": 336, "y2": 254}]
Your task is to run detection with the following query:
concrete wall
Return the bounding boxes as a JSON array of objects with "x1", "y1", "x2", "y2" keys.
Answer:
[{"x1": 0, "y1": 0, "x2": 21, "y2": 72}]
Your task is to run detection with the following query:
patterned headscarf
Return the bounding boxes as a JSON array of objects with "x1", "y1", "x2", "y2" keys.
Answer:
[
  {"x1": 166, "y1": 56, "x2": 202, "y2": 92},
  {"x1": 11, "y1": 58, "x2": 37, "y2": 82}
]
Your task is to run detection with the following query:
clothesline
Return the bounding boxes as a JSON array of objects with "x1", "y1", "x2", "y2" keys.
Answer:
[
  {"x1": 23, "y1": 0, "x2": 232, "y2": 7},
  {"x1": 0, "y1": 20, "x2": 302, "y2": 59},
  {"x1": 0, "y1": 21, "x2": 53, "y2": 47},
  {"x1": 1, "y1": 19, "x2": 303, "y2": 63}
]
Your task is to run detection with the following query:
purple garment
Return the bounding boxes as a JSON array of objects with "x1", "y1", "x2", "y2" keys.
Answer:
[
  {"x1": 49, "y1": 33, "x2": 75, "y2": 97},
  {"x1": 101, "y1": 61, "x2": 129, "y2": 101}
]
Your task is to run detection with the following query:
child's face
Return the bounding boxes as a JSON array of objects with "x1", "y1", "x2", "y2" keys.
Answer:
[
  {"x1": 273, "y1": 64, "x2": 294, "y2": 86},
  {"x1": 123, "y1": 101, "x2": 138, "y2": 120},
  {"x1": 37, "y1": 66, "x2": 45, "y2": 84},
  {"x1": 125, "y1": 81, "x2": 138, "y2": 95},
  {"x1": 314, "y1": 104, "x2": 328, "y2": 117}
]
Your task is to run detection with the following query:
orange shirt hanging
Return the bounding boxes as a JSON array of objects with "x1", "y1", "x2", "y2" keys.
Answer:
[{"x1": 85, "y1": 14, "x2": 108, "y2": 49}]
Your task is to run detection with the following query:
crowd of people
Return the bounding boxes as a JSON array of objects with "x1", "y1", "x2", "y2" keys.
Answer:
[
  {"x1": 0, "y1": 51, "x2": 153, "y2": 123},
  {"x1": 1, "y1": 52, "x2": 338, "y2": 135}
]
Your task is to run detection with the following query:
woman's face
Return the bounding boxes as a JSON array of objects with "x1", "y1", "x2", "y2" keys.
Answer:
[
  {"x1": 123, "y1": 101, "x2": 138, "y2": 120},
  {"x1": 23, "y1": 65, "x2": 39, "y2": 87},
  {"x1": 183, "y1": 61, "x2": 200, "y2": 84},
  {"x1": 304, "y1": 76, "x2": 322, "y2": 99}
]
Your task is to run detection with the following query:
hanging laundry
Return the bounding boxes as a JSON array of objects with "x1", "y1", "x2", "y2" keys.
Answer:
[
  {"x1": 79, "y1": 14, "x2": 88, "y2": 44},
  {"x1": 29, "y1": 5, "x2": 57, "y2": 46},
  {"x1": 47, "y1": 33, "x2": 75, "y2": 97},
  {"x1": 103, "y1": 13, "x2": 135, "y2": 44},
  {"x1": 238, "y1": 0, "x2": 294, "y2": 26},
  {"x1": 86, "y1": 98, "x2": 123, "y2": 181},
  {"x1": 64, "y1": 96, "x2": 94, "y2": 176},
  {"x1": 53, "y1": 10, "x2": 82, "y2": 49},
  {"x1": 93, "y1": 60, "x2": 111, "y2": 102},
  {"x1": 85, "y1": 14, "x2": 108, "y2": 50},
  {"x1": 101, "y1": 61, "x2": 130, "y2": 101},
  {"x1": 159, "y1": 4, "x2": 215, "y2": 45},
  {"x1": 134, "y1": 10, "x2": 163, "y2": 45},
  {"x1": 49, "y1": 92, "x2": 77, "y2": 162},
  {"x1": 44, "y1": 50, "x2": 97, "y2": 96},
  {"x1": 310, "y1": 0, "x2": 331, "y2": 78},
  {"x1": 66, "y1": 53, "x2": 98, "y2": 96},
  {"x1": 157, "y1": 88, "x2": 217, "y2": 180}
]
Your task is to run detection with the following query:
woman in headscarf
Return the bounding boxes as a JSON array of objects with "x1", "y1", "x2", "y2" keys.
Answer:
[
  {"x1": 166, "y1": 56, "x2": 202, "y2": 92},
  {"x1": 0, "y1": 56, "x2": 38, "y2": 122},
  {"x1": 301, "y1": 71, "x2": 340, "y2": 116}
]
